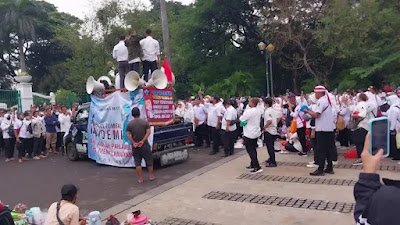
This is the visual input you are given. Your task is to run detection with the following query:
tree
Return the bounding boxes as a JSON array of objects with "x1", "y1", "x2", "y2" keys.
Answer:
[{"x1": 0, "y1": 0, "x2": 44, "y2": 72}]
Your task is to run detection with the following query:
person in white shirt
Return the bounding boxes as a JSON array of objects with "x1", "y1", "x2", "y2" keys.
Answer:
[
  {"x1": 337, "y1": 95, "x2": 351, "y2": 147},
  {"x1": 240, "y1": 98, "x2": 262, "y2": 174},
  {"x1": 387, "y1": 91, "x2": 400, "y2": 160},
  {"x1": 291, "y1": 100, "x2": 308, "y2": 156},
  {"x1": 351, "y1": 93, "x2": 375, "y2": 166},
  {"x1": 221, "y1": 99, "x2": 237, "y2": 157},
  {"x1": 281, "y1": 132, "x2": 303, "y2": 153},
  {"x1": 14, "y1": 112, "x2": 32, "y2": 163},
  {"x1": 303, "y1": 86, "x2": 336, "y2": 176},
  {"x1": 112, "y1": 36, "x2": 129, "y2": 89},
  {"x1": 31, "y1": 111, "x2": 46, "y2": 160},
  {"x1": 262, "y1": 97, "x2": 279, "y2": 167},
  {"x1": 365, "y1": 86, "x2": 382, "y2": 115},
  {"x1": 207, "y1": 95, "x2": 224, "y2": 155},
  {"x1": 140, "y1": 29, "x2": 160, "y2": 82},
  {"x1": 193, "y1": 97, "x2": 210, "y2": 148},
  {"x1": 1, "y1": 113, "x2": 15, "y2": 162},
  {"x1": 58, "y1": 106, "x2": 72, "y2": 153}
]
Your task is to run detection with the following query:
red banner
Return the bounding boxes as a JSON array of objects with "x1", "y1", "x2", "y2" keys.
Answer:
[{"x1": 143, "y1": 87, "x2": 175, "y2": 126}]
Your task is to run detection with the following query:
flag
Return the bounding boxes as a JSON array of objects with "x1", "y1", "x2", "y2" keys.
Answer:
[{"x1": 161, "y1": 58, "x2": 174, "y2": 82}]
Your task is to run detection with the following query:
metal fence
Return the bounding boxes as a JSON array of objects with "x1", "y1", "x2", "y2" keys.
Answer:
[{"x1": 0, "y1": 89, "x2": 21, "y2": 110}]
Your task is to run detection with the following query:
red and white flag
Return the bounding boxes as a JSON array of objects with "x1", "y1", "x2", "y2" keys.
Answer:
[{"x1": 161, "y1": 57, "x2": 174, "y2": 83}]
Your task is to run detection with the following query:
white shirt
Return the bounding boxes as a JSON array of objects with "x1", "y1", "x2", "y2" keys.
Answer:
[
  {"x1": 129, "y1": 57, "x2": 141, "y2": 64},
  {"x1": 291, "y1": 105, "x2": 306, "y2": 128},
  {"x1": 207, "y1": 102, "x2": 223, "y2": 128},
  {"x1": 354, "y1": 101, "x2": 375, "y2": 131},
  {"x1": 1, "y1": 118, "x2": 12, "y2": 139},
  {"x1": 58, "y1": 113, "x2": 72, "y2": 133},
  {"x1": 388, "y1": 105, "x2": 400, "y2": 131},
  {"x1": 314, "y1": 95, "x2": 335, "y2": 132},
  {"x1": 112, "y1": 41, "x2": 129, "y2": 62},
  {"x1": 193, "y1": 104, "x2": 208, "y2": 125},
  {"x1": 15, "y1": 119, "x2": 33, "y2": 139},
  {"x1": 31, "y1": 116, "x2": 44, "y2": 138},
  {"x1": 264, "y1": 107, "x2": 278, "y2": 135},
  {"x1": 222, "y1": 106, "x2": 237, "y2": 131},
  {"x1": 338, "y1": 105, "x2": 351, "y2": 127},
  {"x1": 240, "y1": 107, "x2": 261, "y2": 139},
  {"x1": 140, "y1": 36, "x2": 160, "y2": 62}
]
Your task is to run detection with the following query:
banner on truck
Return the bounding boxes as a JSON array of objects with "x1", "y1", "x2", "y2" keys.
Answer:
[
  {"x1": 87, "y1": 90, "x2": 153, "y2": 167},
  {"x1": 142, "y1": 87, "x2": 175, "y2": 126}
]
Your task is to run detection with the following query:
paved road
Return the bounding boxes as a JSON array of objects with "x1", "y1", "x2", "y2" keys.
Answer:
[{"x1": 0, "y1": 147, "x2": 238, "y2": 215}]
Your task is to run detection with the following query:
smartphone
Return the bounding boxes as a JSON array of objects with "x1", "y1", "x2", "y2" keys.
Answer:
[{"x1": 369, "y1": 117, "x2": 390, "y2": 157}]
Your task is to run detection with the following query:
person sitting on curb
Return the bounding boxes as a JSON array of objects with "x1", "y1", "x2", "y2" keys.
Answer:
[
  {"x1": 45, "y1": 184, "x2": 87, "y2": 225},
  {"x1": 354, "y1": 133, "x2": 400, "y2": 225}
]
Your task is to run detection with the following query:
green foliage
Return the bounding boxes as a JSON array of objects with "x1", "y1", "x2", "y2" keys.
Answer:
[{"x1": 55, "y1": 89, "x2": 80, "y2": 107}]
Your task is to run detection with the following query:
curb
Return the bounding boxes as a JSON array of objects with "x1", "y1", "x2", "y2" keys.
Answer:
[{"x1": 100, "y1": 149, "x2": 247, "y2": 220}]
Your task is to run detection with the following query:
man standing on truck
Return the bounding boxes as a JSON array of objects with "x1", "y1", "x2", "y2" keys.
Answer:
[{"x1": 126, "y1": 107, "x2": 155, "y2": 183}]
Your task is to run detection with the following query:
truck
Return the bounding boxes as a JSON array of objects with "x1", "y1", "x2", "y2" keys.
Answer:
[{"x1": 64, "y1": 103, "x2": 194, "y2": 167}]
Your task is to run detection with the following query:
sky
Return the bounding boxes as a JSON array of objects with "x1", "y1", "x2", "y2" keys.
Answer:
[{"x1": 45, "y1": 0, "x2": 195, "y2": 19}]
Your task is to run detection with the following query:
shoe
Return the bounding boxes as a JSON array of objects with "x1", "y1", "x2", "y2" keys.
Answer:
[
  {"x1": 279, "y1": 151, "x2": 289, "y2": 154},
  {"x1": 332, "y1": 161, "x2": 338, "y2": 165},
  {"x1": 308, "y1": 161, "x2": 315, "y2": 165},
  {"x1": 209, "y1": 151, "x2": 218, "y2": 155},
  {"x1": 310, "y1": 170, "x2": 325, "y2": 176},
  {"x1": 246, "y1": 166, "x2": 253, "y2": 170},
  {"x1": 5, "y1": 158, "x2": 11, "y2": 163},
  {"x1": 392, "y1": 158, "x2": 400, "y2": 161},
  {"x1": 22, "y1": 157, "x2": 29, "y2": 161},
  {"x1": 306, "y1": 164, "x2": 318, "y2": 168},
  {"x1": 18, "y1": 159, "x2": 23, "y2": 163},
  {"x1": 40, "y1": 155, "x2": 47, "y2": 158},
  {"x1": 265, "y1": 159, "x2": 271, "y2": 164},
  {"x1": 352, "y1": 159, "x2": 362, "y2": 166},
  {"x1": 250, "y1": 168, "x2": 263, "y2": 174},
  {"x1": 324, "y1": 169, "x2": 335, "y2": 174},
  {"x1": 10, "y1": 158, "x2": 15, "y2": 161},
  {"x1": 298, "y1": 152, "x2": 307, "y2": 156},
  {"x1": 265, "y1": 163, "x2": 277, "y2": 168},
  {"x1": 33, "y1": 156, "x2": 41, "y2": 160}
]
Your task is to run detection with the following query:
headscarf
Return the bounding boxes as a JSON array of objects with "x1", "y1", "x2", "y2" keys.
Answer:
[{"x1": 314, "y1": 85, "x2": 332, "y2": 106}]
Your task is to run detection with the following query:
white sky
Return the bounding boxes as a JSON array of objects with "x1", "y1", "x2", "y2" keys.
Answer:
[{"x1": 45, "y1": 0, "x2": 195, "y2": 19}]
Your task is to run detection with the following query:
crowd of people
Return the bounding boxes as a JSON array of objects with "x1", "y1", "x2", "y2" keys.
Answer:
[
  {"x1": 0, "y1": 104, "x2": 75, "y2": 163},
  {"x1": 175, "y1": 86, "x2": 400, "y2": 176}
]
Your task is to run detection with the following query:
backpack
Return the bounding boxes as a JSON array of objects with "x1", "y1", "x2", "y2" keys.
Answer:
[{"x1": 336, "y1": 115, "x2": 346, "y2": 131}]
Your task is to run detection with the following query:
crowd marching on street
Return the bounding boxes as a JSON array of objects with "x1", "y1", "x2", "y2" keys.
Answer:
[
  {"x1": 0, "y1": 104, "x2": 76, "y2": 163},
  {"x1": 175, "y1": 86, "x2": 400, "y2": 176}
]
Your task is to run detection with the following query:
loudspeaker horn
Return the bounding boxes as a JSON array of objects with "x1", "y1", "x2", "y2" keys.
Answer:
[
  {"x1": 86, "y1": 76, "x2": 105, "y2": 94},
  {"x1": 98, "y1": 76, "x2": 113, "y2": 86},
  {"x1": 125, "y1": 71, "x2": 145, "y2": 91},
  {"x1": 148, "y1": 69, "x2": 168, "y2": 90}
]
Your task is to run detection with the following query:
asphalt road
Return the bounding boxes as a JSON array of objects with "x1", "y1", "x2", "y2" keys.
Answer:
[{"x1": 0, "y1": 147, "x2": 238, "y2": 215}]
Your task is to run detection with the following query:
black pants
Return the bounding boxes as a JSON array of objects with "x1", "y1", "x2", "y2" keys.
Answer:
[
  {"x1": 17, "y1": 138, "x2": 33, "y2": 158},
  {"x1": 311, "y1": 137, "x2": 317, "y2": 163},
  {"x1": 33, "y1": 136, "x2": 43, "y2": 157},
  {"x1": 244, "y1": 137, "x2": 260, "y2": 169},
  {"x1": 210, "y1": 127, "x2": 221, "y2": 153},
  {"x1": 264, "y1": 132, "x2": 277, "y2": 164},
  {"x1": 118, "y1": 61, "x2": 129, "y2": 89},
  {"x1": 316, "y1": 131, "x2": 335, "y2": 171},
  {"x1": 142, "y1": 60, "x2": 157, "y2": 82},
  {"x1": 338, "y1": 128, "x2": 350, "y2": 147},
  {"x1": 297, "y1": 127, "x2": 307, "y2": 152},
  {"x1": 195, "y1": 123, "x2": 210, "y2": 147},
  {"x1": 390, "y1": 132, "x2": 400, "y2": 159},
  {"x1": 353, "y1": 128, "x2": 368, "y2": 158},
  {"x1": 56, "y1": 132, "x2": 65, "y2": 150},
  {"x1": 129, "y1": 62, "x2": 140, "y2": 73},
  {"x1": 4, "y1": 138, "x2": 15, "y2": 159},
  {"x1": 222, "y1": 130, "x2": 235, "y2": 155}
]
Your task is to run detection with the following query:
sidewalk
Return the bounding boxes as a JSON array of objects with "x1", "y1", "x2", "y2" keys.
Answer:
[{"x1": 101, "y1": 146, "x2": 400, "y2": 225}]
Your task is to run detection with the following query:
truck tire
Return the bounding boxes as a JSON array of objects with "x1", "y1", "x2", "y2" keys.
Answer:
[{"x1": 67, "y1": 143, "x2": 79, "y2": 161}]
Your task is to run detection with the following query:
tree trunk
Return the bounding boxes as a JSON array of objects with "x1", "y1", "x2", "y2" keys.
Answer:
[
  {"x1": 160, "y1": 0, "x2": 171, "y2": 63},
  {"x1": 18, "y1": 36, "x2": 27, "y2": 72},
  {"x1": 293, "y1": 69, "x2": 299, "y2": 95}
]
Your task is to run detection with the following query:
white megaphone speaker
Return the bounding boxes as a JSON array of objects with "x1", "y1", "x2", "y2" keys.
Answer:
[
  {"x1": 86, "y1": 76, "x2": 105, "y2": 94},
  {"x1": 125, "y1": 71, "x2": 145, "y2": 91},
  {"x1": 148, "y1": 69, "x2": 168, "y2": 89},
  {"x1": 97, "y1": 76, "x2": 113, "y2": 87}
]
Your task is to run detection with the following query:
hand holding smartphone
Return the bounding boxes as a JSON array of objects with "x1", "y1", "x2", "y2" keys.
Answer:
[{"x1": 369, "y1": 117, "x2": 390, "y2": 157}]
